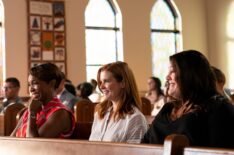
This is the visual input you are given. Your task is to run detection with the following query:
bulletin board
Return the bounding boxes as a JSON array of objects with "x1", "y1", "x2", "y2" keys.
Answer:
[{"x1": 27, "y1": 0, "x2": 66, "y2": 74}]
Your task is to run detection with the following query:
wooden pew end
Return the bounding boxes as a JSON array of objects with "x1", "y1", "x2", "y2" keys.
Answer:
[{"x1": 163, "y1": 134, "x2": 189, "y2": 155}]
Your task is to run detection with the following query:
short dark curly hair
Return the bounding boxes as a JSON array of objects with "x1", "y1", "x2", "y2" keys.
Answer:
[
  {"x1": 29, "y1": 63, "x2": 62, "y2": 89},
  {"x1": 5, "y1": 77, "x2": 20, "y2": 87}
]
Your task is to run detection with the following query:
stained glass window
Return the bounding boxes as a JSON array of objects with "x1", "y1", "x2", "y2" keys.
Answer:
[
  {"x1": 85, "y1": 0, "x2": 123, "y2": 81},
  {"x1": 151, "y1": 0, "x2": 182, "y2": 86}
]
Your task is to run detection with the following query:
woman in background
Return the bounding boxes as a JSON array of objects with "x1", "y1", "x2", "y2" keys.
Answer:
[
  {"x1": 211, "y1": 66, "x2": 233, "y2": 103},
  {"x1": 145, "y1": 77, "x2": 165, "y2": 116}
]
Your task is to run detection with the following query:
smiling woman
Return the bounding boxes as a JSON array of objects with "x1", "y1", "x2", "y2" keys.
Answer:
[
  {"x1": 141, "y1": 50, "x2": 234, "y2": 148},
  {"x1": 89, "y1": 61, "x2": 148, "y2": 143},
  {"x1": 10, "y1": 63, "x2": 75, "y2": 138}
]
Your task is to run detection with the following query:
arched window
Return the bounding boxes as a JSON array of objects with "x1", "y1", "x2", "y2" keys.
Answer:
[
  {"x1": 85, "y1": 0, "x2": 123, "y2": 81},
  {"x1": 0, "y1": 1, "x2": 5, "y2": 88},
  {"x1": 151, "y1": 0, "x2": 182, "y2": 85}
]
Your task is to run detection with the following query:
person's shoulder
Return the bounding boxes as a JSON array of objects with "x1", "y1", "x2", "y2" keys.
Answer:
[
  {"x1": 207, "y1": 94, "x2": 234, "y2": 114},
  {"x1": 63, "y1": 89, "x2": 77, "y2": 100},
  {"x1": 16, "y1": 97, "x2": 23, "y2": 104},
  {"x1": 209, "y1": 95, "x2": 233, "y2": 107}
]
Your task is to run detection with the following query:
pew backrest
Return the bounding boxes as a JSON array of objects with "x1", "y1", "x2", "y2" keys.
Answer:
[
  {"x1": 183, "y1": 147, "x2": 234, "y2": 155},
  {"x1": 0, "y1": 137, "x2": 164, "y2": 155},
  {"x1": 71, "y1": 122, "x2": 93, "y2": 139},
  {"x1": 4, "y1": 103, "x2": 25, "y2": 135},
  {"x1": 163, "y1": 134, "x2": 189, "y2": 155},
  {"x1": 164, "y1": 134, "x2": 234, "y2": 155},
  {"x1": 141, "y1": 97, "x2": 152, "y2": 115},
  {"x1": 74, "y1": 99, "x2": 96, "y2": 123}
]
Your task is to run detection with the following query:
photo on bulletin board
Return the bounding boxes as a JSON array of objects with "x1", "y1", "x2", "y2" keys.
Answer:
[
  {"x1": 30, "y1": 16, "x2": 41, "y2": 30},
  {"x1": 53, "y1": 2, "x2": 65, "y2": 16},
  {"x1": 42, "y1": 16, "x2": 53, "y2": 31},
  {"x1": 30, "y1": 0, "x2": 53, "y2": 16},
  {"x1": 54, "y1": 32, "x2": 65, "y2": 46},
  {"x1": 55, "y1": 62, "x2": 65, "y2": 73},
  {"x1": 54, "y1": 17, "x2": 65, "y2": 31},
  {"x1": 55, "y1": 47, "x2": 65, "y2": 60},
  {"x1": 42, "y1": 32, "x2": 53, "y2": 51},
  {"x1": 30, "y1": 46, "x2": 41, "y2": 60},
  {"x1": 42, "y1": 50, "x2": 54, "y2": 60},
  {"x1": 30, "y1": 31, "x2": 41, "y2": 45}
]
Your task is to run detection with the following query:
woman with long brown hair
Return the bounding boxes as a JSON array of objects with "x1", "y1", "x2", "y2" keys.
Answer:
[{"x1": 142, "y1": 50, "x2": 234, "y2": 148}]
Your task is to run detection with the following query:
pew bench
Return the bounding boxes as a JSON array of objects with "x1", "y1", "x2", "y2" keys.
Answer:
[
  {"x1": 183, "y1": 147, "x2": 234, "y2": 155},
  {"x1": 1, "y1": 131, "x2": 233, "y2": 155},
  {"x1": 0, "y1": 137, "x2": 164, "y2": 155},
  {"x1": 164, "y1": 134, "x2": 234, "y2": 155},
  {"x1": 0, "y1": 103, "x2": 25, "y2": 136},
  {"x1": 0, "y1": 134, "x2": 190, "y2": 155}
]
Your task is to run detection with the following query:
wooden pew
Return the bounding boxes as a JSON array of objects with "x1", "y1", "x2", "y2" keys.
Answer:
[
  {"x1": 0, "y1": 103, "x2": 25, "y2": 136},
  {"x1": 71, "y1": 122, "x2": 93, "y2": 139},
  {"x1": 183, "y1": 147, "x2": 234, "y2": 155},
  {"x1": 0, "y1": 134, "x2": 188, "y2": 155},
  {"x1": 4, "y1": 103, "x2": 25, "y2": 136},
  {"x1": 73, "y1": 99, "x2": 97, "y2": 139},
  {"x1": 141, "y1": 97, "x2": 152, "y2": 115},
  {"x1": 74, "y1": 99, "x2": 96, "y2": 123},
  {"x1": 165, "y1": 134, "x2": 234, "y2": 155},
  {"x1": 0, "y1": 137, "x2": 163, "y2": 155},
  {"x1": 164, "y1": 134, "x2": 189, "y2": 155}
]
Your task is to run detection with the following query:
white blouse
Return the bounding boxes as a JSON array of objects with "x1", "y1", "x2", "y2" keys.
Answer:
[{"x1": 89, "y1": 107, "x2": 148, "y2": 143}]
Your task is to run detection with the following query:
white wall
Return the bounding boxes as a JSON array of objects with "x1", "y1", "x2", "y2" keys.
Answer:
[
  {"x1": 174, "y1": 0, "x2": 208, "y2": 56},
  {"x1": 3, "y1": 0, "x2": 224, "y2": 96},
  {"x1": 206, "y1": 0, "x2": 234, "y2": 87}
]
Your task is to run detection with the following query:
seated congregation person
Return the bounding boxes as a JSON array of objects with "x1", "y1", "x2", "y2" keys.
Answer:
[
  {"x1": 89, "y1": 61, "x2": 148, "y2": 143},
  {"x1": 145, "y1": 76, "x2": 165, "y2": 116},
  {"x1": 65, "y1": 83, "x2": 77, "y2": 96},
  {"x1": 76, "y1": 82, "x2": 93, "y2": 101},
  {"x1": 56, "y1": 72, "x2": 80, "y2": 112},
  {"x1": 89, "y1": 79, "x2": 102, "y2": 102},
  {"x1": 11, "y1": 63, "x2": 75, "y2": 138},
  {"x1": 141, "y1": 50, "x2": 234, "y2": 148},
  {"x1": 211, "y1": 66, "x2": 233, "y2": 102},
  {"x1": 0, "y1": 77, "x2": 23, "y2": 114}
]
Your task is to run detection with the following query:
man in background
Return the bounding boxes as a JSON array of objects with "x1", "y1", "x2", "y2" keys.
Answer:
[
  {"x1": 0, "y1": 77, "x2": 23, "y2": 114},
  {"x1": 56, "y1": 72, "x2": 80, "y2": 112}
]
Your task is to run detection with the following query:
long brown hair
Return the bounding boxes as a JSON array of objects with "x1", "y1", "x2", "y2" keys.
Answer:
[
  {"x1": 169, "y1": 50, "x2": 217, "y2": 105},
  {"x1": 96, "y1": 61, "x2": 141, "y2": 121}
]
